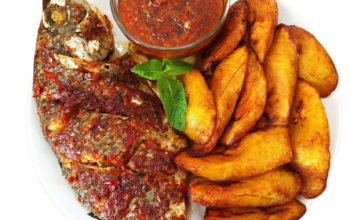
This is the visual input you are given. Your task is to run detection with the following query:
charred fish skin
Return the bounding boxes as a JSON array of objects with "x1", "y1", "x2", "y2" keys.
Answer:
[
  {"x1": 34, "y1": 0, "x2": 188, "y2": 218},
  {"x1": 62, "y1": 160, "x2": 187, "y2": 220},
  {"x1": 51, "y1": 110, "x2": 187, "y2": 180},
  {"x1": 36, "y1": 99, "x2": 74, "y2": 141},
  {"x1": 34, "y1": 60, "x2": 168, "y2": 129}
]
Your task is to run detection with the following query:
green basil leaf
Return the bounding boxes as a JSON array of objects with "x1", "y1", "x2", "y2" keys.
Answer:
[
  {"x1": 163, "y1": 57, "x2": 171, "y2": 66},
  {"x1": 167, "y1": 60, "x2": 194, "y2": 75},
  {"x1": 157, "y1": 76, "x2": 187, "y2": 131},
  {"x1": 162, "y1": 58, "x2": 171, "y2": 73},
  {"x1": 131, "y1": 59, "x2": 165, "y2": 80}
]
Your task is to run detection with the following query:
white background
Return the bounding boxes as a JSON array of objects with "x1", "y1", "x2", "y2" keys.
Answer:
[{"x1": 25, "y1": 0, "x2": 343, "y2": 220}]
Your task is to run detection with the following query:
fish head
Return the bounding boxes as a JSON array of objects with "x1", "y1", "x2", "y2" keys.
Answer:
[{"x1": 42, "y1": 0, "x2": 114, "y2": 62}]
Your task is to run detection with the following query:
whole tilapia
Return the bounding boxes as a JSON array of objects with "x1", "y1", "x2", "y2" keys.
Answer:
[{"x1": 33, "y1": 0, "x2": 188, "y2": 219}]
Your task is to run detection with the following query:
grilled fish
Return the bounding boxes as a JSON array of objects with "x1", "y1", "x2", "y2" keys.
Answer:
[{"x1": 33, "y1": 0, "x2": 188, "y2": 219}]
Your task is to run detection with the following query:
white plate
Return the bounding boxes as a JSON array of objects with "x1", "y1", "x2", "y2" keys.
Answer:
[{"x1": 27, "y1": 0, "x2": 342, "y2": 219}]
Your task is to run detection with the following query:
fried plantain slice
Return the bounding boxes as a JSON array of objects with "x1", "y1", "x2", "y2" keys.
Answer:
[
  {"x1": 198, "y1": 0, "x2": 249, "y2": 75},
  {"x1": 176, "y1": 126, "x2": 293, "y2": 181},
  {"x1": 204, "y1": 199, "x2": 306, "y2": 220},
  {"x1": 220, "y1": 48, "x2": 266, "y2": 145},
  {"x1": 256, "y1": 24, "x2": 298, "y2": 128},
  {"x1": 184, "y1": 69, "x2": 216, "y2": 145},
  {"x1": 190, "y1": 166, "x2": 301, "y2": 208},
  {"x1": 246, "y1": 0, "x2": 278, "y2": 63},
  {"x1": 188, "y1": 45, "x2": 248, "y2": 157},
  {"x1": 288, "y1": 79, "x2": 331, "y2": 199},
  {"x1": 288, "y1": 25, "x2": 339, "y2": 97}
]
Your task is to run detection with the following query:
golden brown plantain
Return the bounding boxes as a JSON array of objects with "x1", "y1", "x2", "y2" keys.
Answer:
[
  {"x1": 204, "y1": 199, "x2": 306, "y2": 220},
  {"x1": 220, "y1": 48, "x2": 266, "y2": 145},
  {"x1": 246, "y1": 0, "x2": 278, "y2": 63},
  {"x1": 188, "y1": 45, "x2": 248, "y2": 157},
  {"x1": 190, "y1": 166, "x2": 301, "y2": 208},
  {"x1": 288, "y1": 25, "x2": 339, "y2": 97},
  {"x1": 198, "y1": 0, "x2": 249, "y2": 75},
  {"x1": 256, "y1": 24, "x2": 298, "y2": 128},
  {"x1": 288, "y1": 79, "x2": 330, "y2": 199},
  {"x1": 183, "y1": 69, "x2": 216, "y2": 145},
  {"x1": 176, "y1": 126, "x2": 293, "y2": 181}
]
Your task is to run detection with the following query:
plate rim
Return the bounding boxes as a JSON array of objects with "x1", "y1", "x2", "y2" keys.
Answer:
[{"x1": 26, "y1": 0, "x2": 343, "y2": 219}]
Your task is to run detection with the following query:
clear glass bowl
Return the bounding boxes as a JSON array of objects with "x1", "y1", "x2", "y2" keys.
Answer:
[{"x1": 110, "y1": 0, "x2": 231, "y2": 59}]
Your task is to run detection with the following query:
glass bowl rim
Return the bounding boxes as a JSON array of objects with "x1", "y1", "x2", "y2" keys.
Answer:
[{"x1": 110, "y1": 0, "x2": 231, "y2": 51}]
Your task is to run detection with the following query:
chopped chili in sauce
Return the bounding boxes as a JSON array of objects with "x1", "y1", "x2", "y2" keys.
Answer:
[{"x1": 119, "y1": 0, "x2": 223, "y2": 47}]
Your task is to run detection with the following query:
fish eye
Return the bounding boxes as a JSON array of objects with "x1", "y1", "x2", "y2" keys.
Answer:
[
  {"x1": 51, "y1": 11, "x2": 63, "y2": 22},
  {"x1": 43, "y1": 7, "x2": 68, "y2": 28}
]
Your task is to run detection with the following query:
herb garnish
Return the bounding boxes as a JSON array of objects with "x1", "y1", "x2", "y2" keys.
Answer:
[{"x1": 131, "y1": 58, "x2": 193, "y2": 131}]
